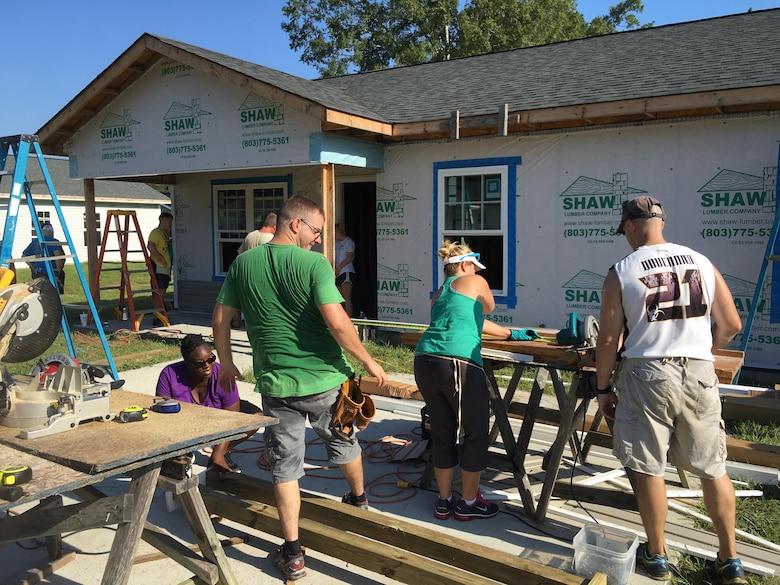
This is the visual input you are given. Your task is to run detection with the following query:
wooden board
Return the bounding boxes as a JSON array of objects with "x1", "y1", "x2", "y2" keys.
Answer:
[
  {"x1": 399, "y1": 332, "x2": 743, "y2": 384},
  {"x1": 399, "y1": 331, "x2": 589, "y2": 368},
  {"x1": 0, "y1": 389, "x2": 274, "y2": 474},
  {"x1": 204, "y1": 473, "x2": 590, "y2": 585}
]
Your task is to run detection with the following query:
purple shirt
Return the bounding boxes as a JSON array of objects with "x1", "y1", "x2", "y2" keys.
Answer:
[{"x1": 156, "y1": 361, "x2": 239, "y2": 409}]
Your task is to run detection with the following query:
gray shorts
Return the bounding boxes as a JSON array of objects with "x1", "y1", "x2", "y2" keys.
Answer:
[
  {"x1": 612, "y1": 357, "x2": 726, "y2": 479},
  {"x1": 262, "y1": 386, "x2": 362, "y2": 483}
]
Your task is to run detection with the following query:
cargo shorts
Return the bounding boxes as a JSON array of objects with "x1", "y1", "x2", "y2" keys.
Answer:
[
  {"x1": 612, "y1": 356, "x2": 727, "y2": 479},
  {"x1": 262, "y1": 386, "x2": 362, "y2": 484}
]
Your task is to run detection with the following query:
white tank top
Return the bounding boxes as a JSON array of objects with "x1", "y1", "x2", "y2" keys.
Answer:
[{"x1": 614, "y1": 243, "x2": 715, "y2": 361}]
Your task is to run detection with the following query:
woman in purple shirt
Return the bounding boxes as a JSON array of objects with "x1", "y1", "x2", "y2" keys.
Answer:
[{"x1": 156, "y1": 333, "x2": 260, "y2": 473}]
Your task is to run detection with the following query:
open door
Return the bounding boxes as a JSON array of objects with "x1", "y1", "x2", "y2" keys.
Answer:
[{"x1": 343, "y1": 182, "x2": 377, "y2": 318}]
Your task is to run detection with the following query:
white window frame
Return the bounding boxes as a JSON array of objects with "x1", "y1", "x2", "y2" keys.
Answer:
[
  {"x1": 436, "y1": 164, "x2": 509, "y2": 296},
  {"x1": 212, "y1": 179, "x2": 288, "y2": 276}
]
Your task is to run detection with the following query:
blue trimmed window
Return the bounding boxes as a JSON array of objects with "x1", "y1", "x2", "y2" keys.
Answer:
[{"x1": 433, "y1": 157, "x2": 519, "y2": 308}]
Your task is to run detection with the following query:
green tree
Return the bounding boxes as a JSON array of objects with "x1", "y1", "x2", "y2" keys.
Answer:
[{"x1": 281, "y1": 0, "x2": 649, "y2": 77}]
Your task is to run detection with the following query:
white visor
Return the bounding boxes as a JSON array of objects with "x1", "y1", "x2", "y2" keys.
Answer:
[{"x1": 445, "y1": 252, "x2": 486, "y2": 270}]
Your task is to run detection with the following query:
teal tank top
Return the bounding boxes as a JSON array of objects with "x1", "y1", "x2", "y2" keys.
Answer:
[{"x1": 415, "y1": 276, "x2": 485, "y2": 365}]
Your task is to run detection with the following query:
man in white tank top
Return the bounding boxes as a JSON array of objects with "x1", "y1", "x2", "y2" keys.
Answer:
[{"x1": 595, "y1": 196, "x2": 745, "y2": 583}]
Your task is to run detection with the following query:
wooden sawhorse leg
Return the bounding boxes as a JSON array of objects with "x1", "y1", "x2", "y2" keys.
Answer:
[
  {"x1": 487, "y1": 365, "x2": 551, "y2": 516},
  {"x1": 177, "y1": 479, "x2": 239, "y2": 585},
  {"x1": 101, "y1": 463, "x2": 162, "y2": 585}
]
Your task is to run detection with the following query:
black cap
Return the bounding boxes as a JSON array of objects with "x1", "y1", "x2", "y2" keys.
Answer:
[{"x1": 616, "y1": 196, "x2": 666, "y2": 235}]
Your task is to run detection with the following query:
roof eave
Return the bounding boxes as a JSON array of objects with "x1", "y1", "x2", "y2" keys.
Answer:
[{"x1": 381, "y1": 85, "x2": 780, "y2": 142}]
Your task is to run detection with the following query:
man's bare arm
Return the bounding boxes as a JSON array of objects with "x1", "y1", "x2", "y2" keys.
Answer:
[
  {"x1": 319, "y1": 302, "x2": 387, "y2": 387},
  {"x1": 595, "y1": 270, "x2": 624, "y2": 419},
  {"x1": 212, "y1": 302, "x2": 242, "y2": 390},
  {"x1": 710, "y1": 267, "x2": 743, "y2": 349}
]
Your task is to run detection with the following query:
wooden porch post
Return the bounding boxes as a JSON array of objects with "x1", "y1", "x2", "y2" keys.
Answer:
[
  {"x1": 83, "y1": 178, "x2": 98, "y2": 297},
  {"x1": 321, "y1": 163, "x2": 336, "y2": 265}
]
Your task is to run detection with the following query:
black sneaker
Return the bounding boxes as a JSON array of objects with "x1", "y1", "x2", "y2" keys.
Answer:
[
  {"x1": 453, "y1": 490, "x2": 498, "y2": 521},
  {"x1": 704, "y1": 555, "x2": 747, "y2": 585},
  {"x1": 274, "y1": 546, "x2": 306, "y2": 580},
  {"x1": 207, "y1": 452, "x2": 241, "y2": 474},
  {"x1": 435, "y1": 496, "x2": 454, "y2": 520},
  {"x1": 342, "y1": 491, "x2": 369, "y2": 509},
  {"x1": 636, "y1": 542, "x2": 671, "y2": 580},
  {"x1": 224, "y1": 452, "x2": 242, "y2": 473}
]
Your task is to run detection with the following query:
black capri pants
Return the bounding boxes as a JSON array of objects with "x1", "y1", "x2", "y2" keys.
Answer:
[{"x1": 413, "y1": 353, "x2": 489, "y2": 472}]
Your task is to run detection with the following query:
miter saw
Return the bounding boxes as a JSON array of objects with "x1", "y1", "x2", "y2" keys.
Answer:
[{"x1": 0, "y1": 277, "x2": 116, "y2": 439}]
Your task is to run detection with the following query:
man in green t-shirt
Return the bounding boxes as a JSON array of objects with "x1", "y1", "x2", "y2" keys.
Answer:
[{"x1": 212, "y1": 195, "x2": 387, "y2": 581}]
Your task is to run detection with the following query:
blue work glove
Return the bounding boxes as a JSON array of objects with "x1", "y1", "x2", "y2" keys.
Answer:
[{"x1": 508, "y1": 328, "x2": 540, "y2": 341}]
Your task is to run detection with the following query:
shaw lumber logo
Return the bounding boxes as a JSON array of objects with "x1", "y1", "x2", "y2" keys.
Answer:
[
  {"x1": 239, "y1": 93, "x2": 284, "y2": 127},
  {"x1": 723, "y1": 274, "x2": 769, "y2": 320},
  {"x1": 562, "y1": 270, "x2": 605, "y2": 309},
  {"x1": 99, "y1": 109, "x2": 140, "y2": 144},
  {"x1": 377, "y1": 184, "x2": 416, "y2": 218},
  {"x1": 163, "y1": 99, "x2": 211, "y2": 136},
  {"x1": 377, "y1": 263, "x2": 421, "y2": 298},
  {"x1": 698, "y1": 167, "x2": 777, "y2": 214},
  {"x1": 561, "y1": 172, "x2": 646, "y2": 217}
]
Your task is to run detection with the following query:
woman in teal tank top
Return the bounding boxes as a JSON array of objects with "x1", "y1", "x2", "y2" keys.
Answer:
[{"x1": 414, "y1": 241, "x2": 522, "y2": 521}]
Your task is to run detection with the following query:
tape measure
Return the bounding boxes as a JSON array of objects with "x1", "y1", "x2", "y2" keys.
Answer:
[
  {"x1": 0, "y1": 465, "x2": 33, "y2": 486},
  {"x1": 151, "y1": 398, "x2": 181, "y2": 414},
  {"x1": 118, "y1": 406, "x2": 148, "y2": 423}
]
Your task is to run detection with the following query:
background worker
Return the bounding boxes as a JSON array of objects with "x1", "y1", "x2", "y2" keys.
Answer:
[
  {"x1": 238, "y1": 211, "x2": 277, "y2": 254},
  {"x1": 334, "y1": 223, "x2": 356, "y2": 316},
  {"x1": 414, "y1": 240, "x2": 535, "y2": 522},
  {"x1": 211, "y1": 195, "x2": 387, "y2": 581},
  {"x1": 156, "y1": 333, "x2": 261, "y2": 474},
  {"x1": 148, "y1": 211, "x2": 173, "y2": 320},
  {"x1": 23, "y1": 223, "x2": 65, "y2": 293},
  {"x1": 595, "y1": 196, "x2": 745, "y2": 583}
]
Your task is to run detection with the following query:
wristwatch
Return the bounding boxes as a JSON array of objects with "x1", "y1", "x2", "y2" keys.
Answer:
[{"x1": 596, "y1": 386, "x2": 613, "y2": 395}]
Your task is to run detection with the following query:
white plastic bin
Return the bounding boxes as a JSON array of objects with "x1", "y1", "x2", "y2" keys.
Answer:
[{"x1": 572, "y1": 523, "x2": 639, "y2": 585}]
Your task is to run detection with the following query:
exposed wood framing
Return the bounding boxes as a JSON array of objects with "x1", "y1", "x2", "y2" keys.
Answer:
[
  {"x1": 321, "y1": 163, "x2": 335, "y2": 265},
  {"x1": 83, "y1": 179, "x2": 98, "y2": 288},
  {"x1": 450, "y1": 110, "x2": 460, "y2": 140},
  {"x1": 499, "y1": 104, "x2": 509, "y2": 136},
  {"x1": 203, "y1": 473, "x2": 593, "y2": 585},
  {"x1": 324, "y1": 110, "x2": 393, "y2": 136}
]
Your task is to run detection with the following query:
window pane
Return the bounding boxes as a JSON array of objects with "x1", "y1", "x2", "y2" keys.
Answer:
[{"x1": 445, "y1": 234, "x2": 504, "y2": 290}]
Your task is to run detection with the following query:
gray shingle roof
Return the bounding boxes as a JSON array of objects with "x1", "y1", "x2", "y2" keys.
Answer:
[
  {"x1": 310, "y1": 8, "x2": 780, "y2": 123},
  {"x1": 154, "y1": 36, "x2": 386, "y2": 121}
]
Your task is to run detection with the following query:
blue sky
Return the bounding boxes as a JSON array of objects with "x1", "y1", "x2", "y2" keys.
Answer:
[{"x1": 1, "y1": 0, "x2": 778, "y2": 138}]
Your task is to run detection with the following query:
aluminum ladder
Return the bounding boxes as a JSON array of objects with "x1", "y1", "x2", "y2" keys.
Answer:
[{"x1": 0, "y1": 134, "x2": 119, "y2": 379}]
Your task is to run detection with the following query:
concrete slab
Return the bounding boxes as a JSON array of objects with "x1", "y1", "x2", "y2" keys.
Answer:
[{"x1": 3, "y1": 311, "x2": 770, "y2": 583}]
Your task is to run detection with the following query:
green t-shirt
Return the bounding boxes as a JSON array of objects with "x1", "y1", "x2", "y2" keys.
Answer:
[
  {"x1": 217, "y1": 243, "x2": 352, "y2": 398},
  {"x1": 415, "y1": 276, "x2": 485, "y2": 365}
]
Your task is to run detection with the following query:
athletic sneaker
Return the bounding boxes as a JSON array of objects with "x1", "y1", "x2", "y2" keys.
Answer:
[
  {"x1": 274, "y1": 546, "x2": 306, "y2": 581},
  {"x1": 435, "y1": 496, "x2": 454, "y2": 520},
  {"x1": 223, "y1": 452, "x2": 242, "y2": 473},
  {"x1": 207, "y1": 452, "x2": 241, "y2": 474},
  {"x1": 453, "y1": 490, "x2": 499, "y2": 520},
  {"x1": 636, "y1": 542, "x2": 671, "y2": 580},
  {"x1": 342, "y1": 491, "x2": 369, "y2": 509},
  {"x1": 704, "y1": 556, "x2": 747, "y2": 585}
]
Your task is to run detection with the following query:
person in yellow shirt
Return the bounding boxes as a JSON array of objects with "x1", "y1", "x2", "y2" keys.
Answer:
[{"x1": 148, "y1": 212, "x2": 173, "y2": 320}]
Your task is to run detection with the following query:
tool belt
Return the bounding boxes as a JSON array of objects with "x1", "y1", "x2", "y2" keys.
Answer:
[{"x1": 330, "y1": 376, "x2": 375, "y2": 442}]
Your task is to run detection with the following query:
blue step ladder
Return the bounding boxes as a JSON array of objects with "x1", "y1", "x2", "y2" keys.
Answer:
[
  {"x1": 738, "y1": 143, "x2": 780, "y2": 381},
  {"x1": 0, "y1": 134, "x2": 119, "y2": 379}
]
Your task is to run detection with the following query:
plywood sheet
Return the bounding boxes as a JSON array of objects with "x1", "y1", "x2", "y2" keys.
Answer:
[{"x1": 0, "y1": 389, "x2": 274, "y2": 474}]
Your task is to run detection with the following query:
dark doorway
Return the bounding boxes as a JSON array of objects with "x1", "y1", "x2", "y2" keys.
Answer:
[{"x1": 343, "y1": 182, "x2": 377, "y2": 318}]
